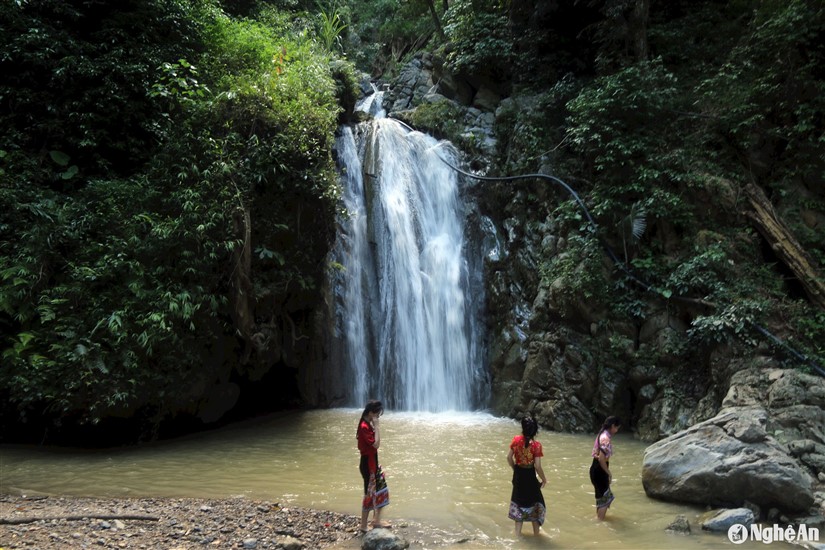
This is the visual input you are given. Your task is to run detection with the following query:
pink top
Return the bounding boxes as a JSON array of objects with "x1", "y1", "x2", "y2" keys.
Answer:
[{"x1": 592, "y1": 430, "x2": 613, "y2": 459}]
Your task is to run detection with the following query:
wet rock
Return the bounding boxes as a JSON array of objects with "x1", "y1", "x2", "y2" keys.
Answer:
[
  {"x1": 701, "y1": 508, "x2": 755, "y2": 532},
  {"x1": 361, "y1": 528, "x2": 410, "y2": 550},
  {"x1": 471, "y1": 86, "x2": 500, "y2": 111},
  {"x1": 642, "y1": 407, "x2": 815, "y2": 513},
  {"x1": 723, "y1": 369, "x2": 825, "y2": 447},
  {"x1": 665, "y1": 514, "x2": 691, "y2": 535}
]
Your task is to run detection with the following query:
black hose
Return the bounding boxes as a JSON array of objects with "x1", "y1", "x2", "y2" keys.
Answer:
[{"x1": 415, "y1": 128, "x2": 825, "y2": 377}]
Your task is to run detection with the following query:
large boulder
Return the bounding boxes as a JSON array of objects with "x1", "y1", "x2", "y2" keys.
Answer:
[
  {"x1": 724, "y1": 367, "x2": 825, "y2": 481},
  {"x1": 642, "y1": 407, "x2": 814, "y2": 513}
]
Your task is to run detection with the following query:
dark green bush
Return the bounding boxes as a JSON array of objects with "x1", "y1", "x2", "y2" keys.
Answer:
[{"x1": 0, "y1": 0, "x2": 344, "y2": 437}]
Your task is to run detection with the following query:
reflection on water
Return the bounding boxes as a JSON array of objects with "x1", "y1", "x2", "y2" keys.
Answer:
[{"x1": 0, "y1": 409, "x2": 791, "y2": 549}]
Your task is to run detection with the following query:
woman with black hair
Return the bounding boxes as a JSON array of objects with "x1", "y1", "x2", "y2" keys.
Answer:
[
  {"x1": 357, "y1": 400, "x2": 391, "y2": 532},
  {"x1": 507, "y1": 416, "x2": 547, "y2": 535},
  {"x1": 590, "y1": 415, "x2": 621, "y2": 520}
]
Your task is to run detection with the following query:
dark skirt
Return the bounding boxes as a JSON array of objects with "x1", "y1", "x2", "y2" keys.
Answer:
[
  {"x1": 508, "y1": 466, "x2": 546, "y2": 525},
  {"x1": 589, "y1": 458, "x2": 614, "y2": 509}
]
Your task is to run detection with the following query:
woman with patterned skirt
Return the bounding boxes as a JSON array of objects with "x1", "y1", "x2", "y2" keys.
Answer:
[
  {"x1": 357, "y1": 400, "x2": 391, "y2": 532},
  {"x1": 589, "y1": 416, "x2": 621, "y2": 520},
  {"x1": 507, "y1": 416, "x2": 548, "y2": 535}
]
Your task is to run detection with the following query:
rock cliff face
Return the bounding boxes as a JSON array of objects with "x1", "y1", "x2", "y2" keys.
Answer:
[
  {"x1": 377, "y1": 54, "x2": 825, "y2": 519},
  {"x1": 642, "y1": 368, "x2": 825, "y2": 517},
  {"x1": 642, "y1": 406, "x2": 814, "y2": 513},
  {"x1": 379, "y1": 53, "x2": 719, "y2": 437}
]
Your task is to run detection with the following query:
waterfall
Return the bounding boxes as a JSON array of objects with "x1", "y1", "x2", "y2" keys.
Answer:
[{"x1": 328, "y1": 95, "x2": 486, "y2": 412}]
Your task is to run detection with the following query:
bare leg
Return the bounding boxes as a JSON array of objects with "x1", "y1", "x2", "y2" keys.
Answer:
[
  {"x1": 360, "y1": 508, "x2": 370, "y2": 531},
  {"x1": 514, "y1": 521, "x2": 523, "y2": 536},
  {"x1": 372, "y1": 508, "x2": 393, "y2": 528},
  {"x1": 597, "y1": 506, "x2": 607, "y2": 521},
  {"x1": 532, "y1": 521, "x2": 540, "y2": 535}
]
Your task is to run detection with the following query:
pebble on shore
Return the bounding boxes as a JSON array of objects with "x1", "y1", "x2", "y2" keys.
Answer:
[{"x1": 0, "y1": 494, "x2": 362, "y2": 549}]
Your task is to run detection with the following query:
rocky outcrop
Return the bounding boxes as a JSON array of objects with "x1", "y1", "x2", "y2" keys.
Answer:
[
  {"x1": 381, "y1": 53, "x2": 498, "y2": 158},
  {"x1": 642, "y1": 406, "x2": 815, "y2": 513},
  {"x1": 372, "y1": 48, "x2": 825, "y2": 520},
  {"x1": 723, "y1": 368, "x2": 825, "y2": 445}
]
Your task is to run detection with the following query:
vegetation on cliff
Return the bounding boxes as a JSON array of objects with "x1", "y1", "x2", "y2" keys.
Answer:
[
  {"x1": 1, "y1": 0, "x2": 823, "y2": 444},
  {"x1": 501, "y1": 1, "x2": 825, "y2": 386},
  {"x1": 0, "y1": 0, "x2": 357, "y2": 443},
  {"x1": 359, "y1": 0, "x2": 825, "y2": 375}
]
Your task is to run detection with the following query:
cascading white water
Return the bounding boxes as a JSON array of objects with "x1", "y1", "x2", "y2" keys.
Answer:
[{"x1": 330, "y1": 95, "x2": 485, "y2": 412}]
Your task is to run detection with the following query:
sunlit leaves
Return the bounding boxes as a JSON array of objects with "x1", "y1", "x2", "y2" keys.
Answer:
[
  {"x1": 566, "y1": 58, "x2": 679, "y2": 172},
  {"x1": 0, "y1": 0, "x2": 345, "y2": 434},
  {"x1": 318, "y1": 6, "x2": 348, "y2": 52},
  {"x1": 443, "y1": 0, "x2": 512, "y2": 76}
]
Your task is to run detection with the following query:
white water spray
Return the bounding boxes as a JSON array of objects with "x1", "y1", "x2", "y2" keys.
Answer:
[{"x1": 330, "y1": 94, "x2": 485, "y2": 411}]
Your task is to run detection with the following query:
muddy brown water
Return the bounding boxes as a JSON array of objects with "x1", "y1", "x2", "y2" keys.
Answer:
[{"x1": 0, "y1": 409, "x2": 794, "y2": 549}]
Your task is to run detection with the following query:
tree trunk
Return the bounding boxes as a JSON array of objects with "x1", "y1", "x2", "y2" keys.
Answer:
[
  {"x1": 229, "y1": 207, "x2": 254, "y2": 362},
  {"x1": 744, "y1": 183, "x2": 825, "y2": 311},
  {"x1": 0, "y1": 514, "x2": 160, "y2": 525},
  {"x1": 426, "y1": 0, "x2": 446, "y2": 40},
  {"x1": 628, "y1": 0, "x2": 650, "y2": 61}
]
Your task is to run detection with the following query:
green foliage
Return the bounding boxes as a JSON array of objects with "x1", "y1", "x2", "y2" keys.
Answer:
[
  {"x1": 1, "y1": 172, "x2": 237, "y2": 421},
  {"x1": 663, "y1": 240, "x2": 731, "y2": 300},
  {"x1": 317, "y1": 4, "x2": 348, "y2": 52},
  {"x1": 539, "y1": 201, "x2": 611, "y2": 317},
  {"x1": 696, "y1": 0, "x2": 825, "y2": 260},
  {"x1": 341, "y1": 0, "x2": 435, "y2": 74},
  {"x1": 0, "y1": 0, "x2": 344, "y2": 436},
  {"x1": 150, "y1": 58, "x2": 209, "y2": 108},
  {"x1": 443, "y1": 0, "x2": 512, "y2": 77},
  {"x1": 698, "y1": 1, "x2": 825, "y2": 155},
  {"x1": 0, "y1": 0, "x2": 210, "y2": 174},
  {"x1": 492, "y1": 81, "x2": 579, "y2": 175},
  {"x1": 408, "y1": 98, "x2": 464, "y2": 143},
  {"x1": 789, "y1": 306, "x2": 825, "y2": 371},
  {"x1": 566, "y1": 58, "x2": 680, "y2": 173},
  {"x1": 525, "y1": 1, "x2": 825, "y2": 370},
  {"x1": 454, "y1": 0, "x2": 825, "y2": 369},
  {"x1": 688, "y1": 300, "x2": 766, "y2": 346},
  {"x1": 329, "y1": 58, "x2": 361, "y2": 122}
]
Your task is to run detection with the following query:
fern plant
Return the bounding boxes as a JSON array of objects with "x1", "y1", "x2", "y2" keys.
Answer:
[
  {"x1": 619, "y1": 201, "x2": 647, "y2": 264},
  {"x1": 318, "y1": 4, "x2": 348, "y2": 52}
]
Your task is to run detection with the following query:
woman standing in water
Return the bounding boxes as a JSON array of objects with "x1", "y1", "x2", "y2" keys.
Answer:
[
  {"x1": 507, "y1": 416, "x2": 547, "y2": 535},
  {"x1": 357, "y1": 400, "x2": 391, "y2": 532},
  {"x1": 590, "y1": 416, "x2": 621, "y2": 520}
]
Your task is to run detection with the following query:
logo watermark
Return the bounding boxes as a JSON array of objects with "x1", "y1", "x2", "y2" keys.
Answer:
[{"x1": 728, "y1": 523, "x2": 821, "y2": 545}]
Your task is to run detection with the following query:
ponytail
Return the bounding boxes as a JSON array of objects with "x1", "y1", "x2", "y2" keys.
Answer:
[
  {"x1": 599, "y1": 416, "x2": 622, "y2": 435},
  {"x1": 521, "y1": 416, "x2": 538, "y2": 448}
]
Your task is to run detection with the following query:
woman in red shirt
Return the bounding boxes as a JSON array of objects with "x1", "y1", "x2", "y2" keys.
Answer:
[
  {"x1": 357, "y1": 400, "x2": 391, "y2": 532},
  {"x1": 507, "y1": 416, "x2": 547, "y2": 535}
]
